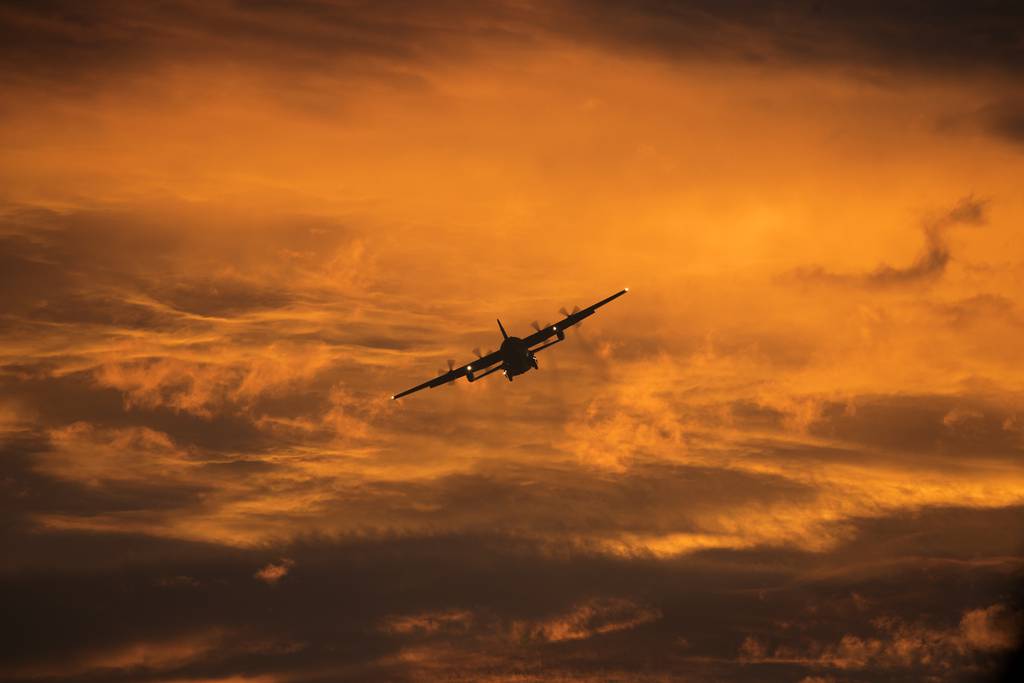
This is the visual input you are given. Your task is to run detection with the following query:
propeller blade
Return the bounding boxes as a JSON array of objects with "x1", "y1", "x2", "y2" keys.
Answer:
[
  {"x1": 437, "y1": 359, "x2": 457, "y2": 387},
  {"x1": 530, "y1": 320, "x2": 541, "y2": 332},
  {"x1": 559, "y1": 305, "x2": 584, "y2": 328},
  {"x1": 560, "y1": 306, "x2": 582, "y2": 326}
]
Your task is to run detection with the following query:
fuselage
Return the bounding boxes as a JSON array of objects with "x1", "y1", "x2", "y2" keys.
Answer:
[{"x1": 499, "y1": 337, "x2": 538, "y2": 377}]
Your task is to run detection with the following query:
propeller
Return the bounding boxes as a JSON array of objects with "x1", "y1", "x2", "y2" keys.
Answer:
[
  {"x1": 447, "y1": 359, "x2": 456, "y2": 371},
  {"x1": 559, "y1": 304, "x2": 582, "y2": 328},
  {"x1": 530, "y1": 320, "x2": 541, "y2": 332},
  {"x1": 473, "y1": 347, "x2": 482, "y2": 359}
]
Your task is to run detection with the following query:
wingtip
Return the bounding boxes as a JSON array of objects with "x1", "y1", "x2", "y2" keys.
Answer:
[
  {"x1": 390, "y1": 394, "x2": 396, "y2": 400},
  {"x1": 624, "y1": 286, "x2": 630, "y2": 292}
]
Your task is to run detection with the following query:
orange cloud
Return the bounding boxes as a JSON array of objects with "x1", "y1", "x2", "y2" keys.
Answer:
[
  {"x1": 254, "y1": 559, "x2": 295, "y2": 584},
  {"x1": 512, "y1": 598, "x2": 661, "y2": 644}
]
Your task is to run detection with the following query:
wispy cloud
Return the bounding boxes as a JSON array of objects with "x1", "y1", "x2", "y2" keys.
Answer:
[{"x1": 789, "y1": 195, "x2": 988, "y2": 288}]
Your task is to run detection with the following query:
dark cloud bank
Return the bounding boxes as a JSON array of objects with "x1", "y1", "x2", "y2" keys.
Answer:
[
  {"x1": 2, "y1": 519, "x2": 1022, "y2": 683},
  {"x1": 2, "y1": 1, "x2": 1023, "y2": 83},
  {"x1": 3, "y1": 403, "x2": 1024, "y2": 681}
]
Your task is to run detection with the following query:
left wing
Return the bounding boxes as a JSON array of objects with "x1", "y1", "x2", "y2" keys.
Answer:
[
  {"x1": 392, "y1": 348, "x2": 503, "y2": 400},
  {"x1": 522, "y1": 288, "x2": 629, "y2": 349}
]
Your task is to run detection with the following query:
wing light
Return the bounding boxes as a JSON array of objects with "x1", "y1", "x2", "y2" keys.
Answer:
[{"x1": 625, "y1": 287, "x2": 629, "y2": 292}]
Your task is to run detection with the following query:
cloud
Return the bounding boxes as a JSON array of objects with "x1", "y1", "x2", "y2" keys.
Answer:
[
  {"x1": 0, "y1": 0, "x2": 531, "y2": 96},
  {"x1": 558, "y1": 0, "x2": 1024, "y2": 80},
  {"x1": 2, "y1": 524, "x2": 1020, "y2": 683},
  {"x1": 512, "y1": 597, "x2": 661, "y2": 643},
  {"x1": 790, "y1": 195, "x2": 988, "y2": 288},
  {"x1": 934, "y1": 293, "x2": 1018, "y2": 327},
  {"x1": 254, "y1": 559, "x2": 295, "y2": 584},
  {"x1": 977, "y1": 99, "x2": 1024, "y2": 147},
  {"x1": 961, "y1": 605, "x2": 1022, "y2": 652},
  {"x1": 823, "y1": 604, "x2": 1021, "y2": 669},
  {"x1": 379, "y1": 598, "x2": 660, "y2": 646},
  {"x1": 736, "y1": 604, "x2": 1021, "y2": 677},
  {"x1": 2, "y1": 5, "x2": 1023, "y2": 681},
  {"x1": 808, "y1": 392, "x2": 1024, "y2": 460},
  {"x1": 4, "y1": 629, "x2": 232, "y2": 680},
  {"x1": 3, "y1": 0, "x2": 1023, "y2": 105},
  {"x1": 381, "y1": 609, "x2": 475, "y2": 637}
]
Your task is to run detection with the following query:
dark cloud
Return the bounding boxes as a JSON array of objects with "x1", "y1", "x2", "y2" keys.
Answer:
[
  {"x1": 0, "y1": 200, "x2": 406, "y2": 443},
  {"x1": 3, "y1": 376, "x2": 1023, "y2": 681},
  {"x1": 0, "y1": 370, "x2": 274, "y2": 453},
  {"x1": 2, "y1": 0, "x2": 1022, "y2": 96},
  {"x1": 1, "y1": 513, "x2": 1020, "y2": 682},
  {"x1": 935, "y1": 293, "x2": 1018, "y2": 327},
  {"x1": 730, "y1": 399, "x2": 787, "y2": 430},
  {"x1": 789, "y1": 195, "x2": 988, "y2": 288},
  {"x1": 807, "y1": 393, "x2": 1023, "y2": 461},
  {"x1": 310, "y1": 458, "x2": 817, "y2": 539},
  {"x1": 0, "y1": 0, "x2": 533, "y2": 94},
  {"x1": 609, "y1": 0, "x2": 1017, "y2": 82},
  {"x1": 559, "y1": 0, "x2": 1024, "y2": 79},
  {"x1": 0, "y1": 203, "x2": 350, "y2": 328},
  {"x1": 980, "y1": 99, "x2": 1024, "y2": 146},
  {"x1": 936, "y1": 98, "x2": 1024, "y2": 150}
]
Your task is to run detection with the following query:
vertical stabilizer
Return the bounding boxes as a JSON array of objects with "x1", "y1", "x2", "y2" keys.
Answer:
[{"x1": 497, "y1": 319, "x2": 509, "y2": 340}]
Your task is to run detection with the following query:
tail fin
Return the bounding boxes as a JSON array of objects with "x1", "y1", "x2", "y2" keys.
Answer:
[{"x1": 497, "y1": 318, "x2": 509, "y2": 340}]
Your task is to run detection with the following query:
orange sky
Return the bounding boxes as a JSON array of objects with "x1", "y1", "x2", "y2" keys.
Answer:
[{"x1": 2, "y1": 2, "x2": 1024, "y2": 682}]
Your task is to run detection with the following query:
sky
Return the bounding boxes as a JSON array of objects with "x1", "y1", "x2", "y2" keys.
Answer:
[{"x1": 2, "y1": 1, "x2": 1024, "y2": 681}]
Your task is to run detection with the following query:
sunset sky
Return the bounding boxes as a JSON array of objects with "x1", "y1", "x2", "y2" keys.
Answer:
[{"x1": 2, "y1": 2, "x2": 1024, "y2": 681}]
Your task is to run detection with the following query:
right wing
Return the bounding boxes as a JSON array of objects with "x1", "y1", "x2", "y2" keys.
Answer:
[
  {"x1": 521, "y1": 288, "x2": 629, "y2": 349},
  {"x1": 392, "y1": 348, "x2": 503, "y2": 400}
]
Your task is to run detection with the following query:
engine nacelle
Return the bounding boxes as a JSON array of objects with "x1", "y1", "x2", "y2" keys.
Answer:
[
  {"x1": 466, "y1": 369, "x2": 476, "y2": 382},
  {"x1": 555, "y1": 327, "x2": 565, "y2": 341}
]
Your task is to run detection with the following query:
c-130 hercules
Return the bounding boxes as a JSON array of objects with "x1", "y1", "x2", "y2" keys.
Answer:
[{"x1": 392, "y1": 288, "x2": 628, "y2": 399}]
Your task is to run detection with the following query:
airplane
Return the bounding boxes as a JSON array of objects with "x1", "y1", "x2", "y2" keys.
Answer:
[{"x1": 392, "y1": 288, "x2": 629, "y2": 399}]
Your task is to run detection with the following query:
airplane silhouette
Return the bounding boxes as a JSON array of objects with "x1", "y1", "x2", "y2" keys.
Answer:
[{"x1": 392, "y1": 288, "x2": 628, "y2": 399}]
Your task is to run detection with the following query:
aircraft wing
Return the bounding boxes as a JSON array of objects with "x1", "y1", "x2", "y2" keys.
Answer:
[
  {"x1": 522, "y1": 288, "x2": 629, "y2": 349},
  {"x1": 391, "y1": 348, "x2": 503, "y2": 399}
]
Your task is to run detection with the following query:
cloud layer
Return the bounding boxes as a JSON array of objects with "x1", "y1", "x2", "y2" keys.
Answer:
[{"x1": 2, "y1": 2, "x2": 1024, "y2": 682}]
